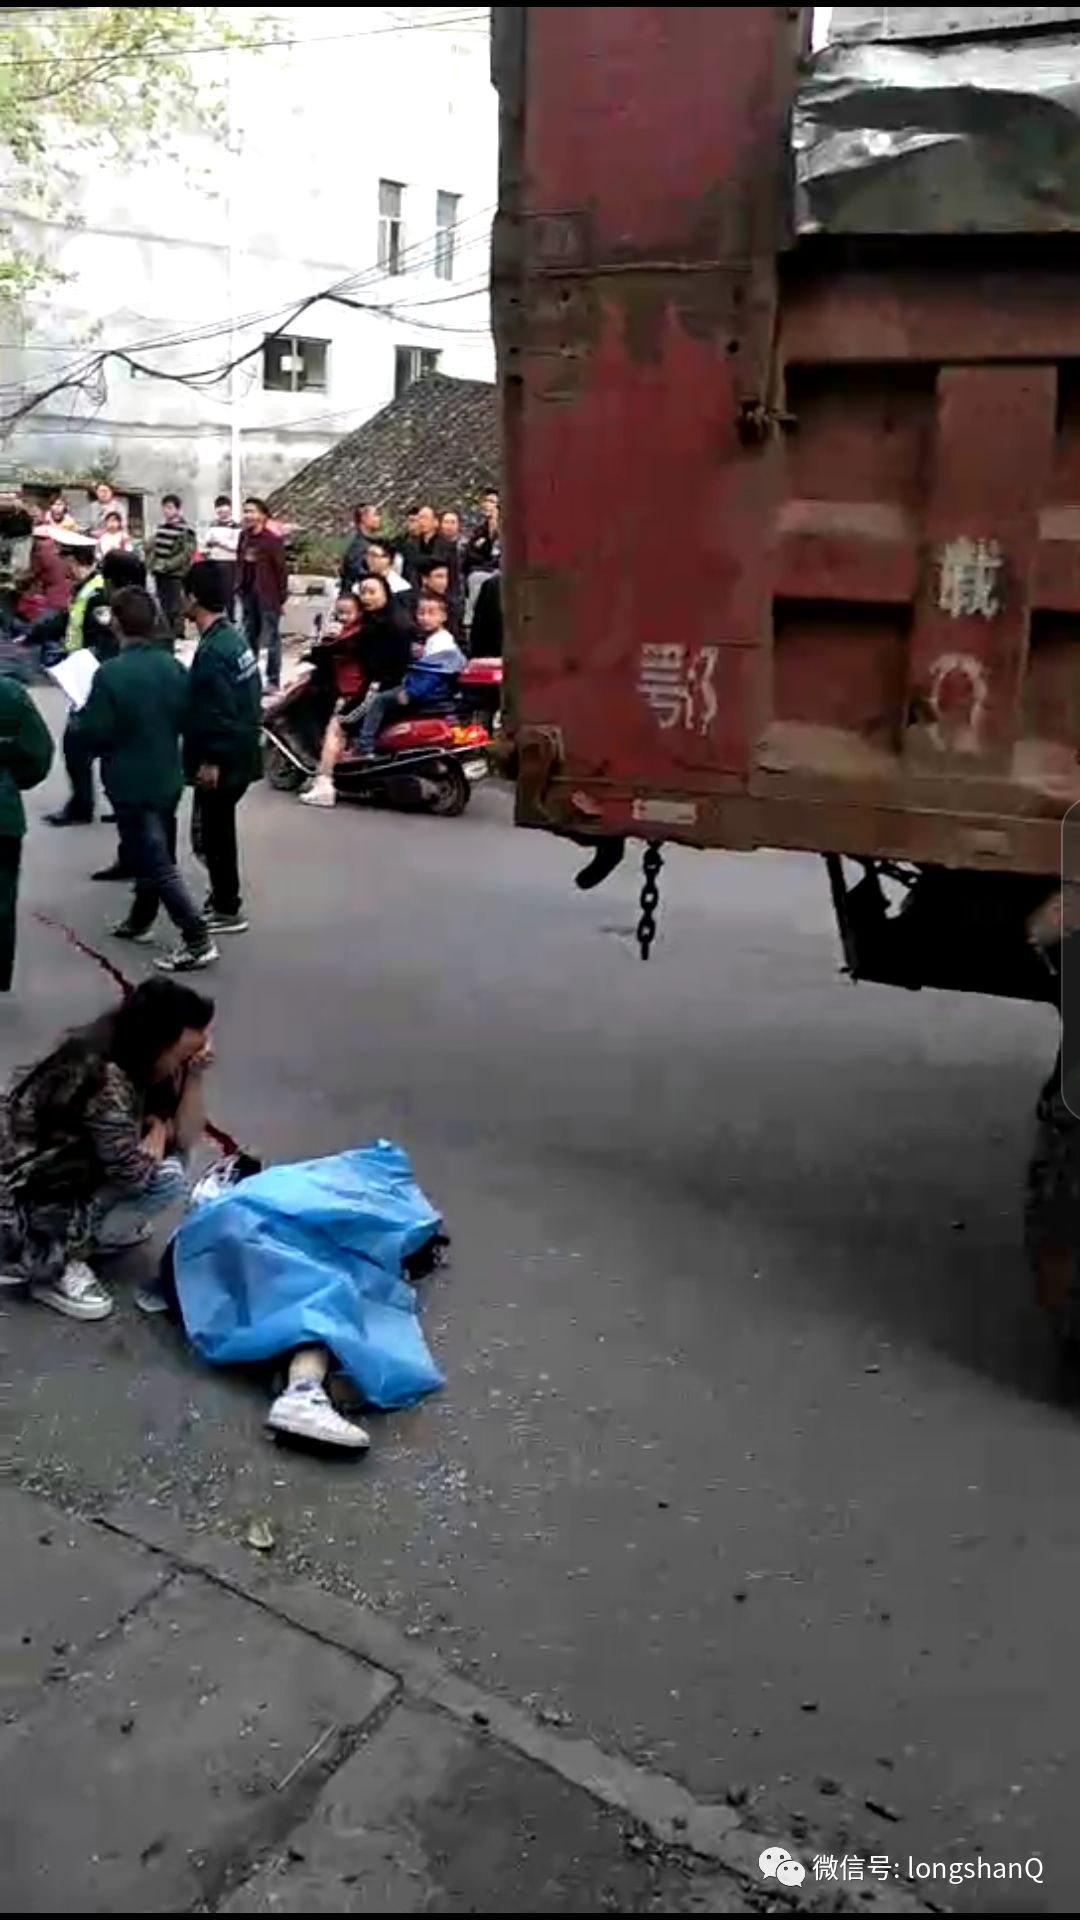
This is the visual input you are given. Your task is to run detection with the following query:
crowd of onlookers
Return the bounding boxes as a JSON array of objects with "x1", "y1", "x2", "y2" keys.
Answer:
[
  {"x1": 335, "y1": 491, "x2": 502, "y2": 655},
  {"x1": 0, "y1": 481, "x2": 288, "y2": 684},
  {"x1": 0, "y1": 479, "x2": 503, "y2": 988},
  {"x1": 0, "y1": 480, "x2": 502, "y2": 686}
]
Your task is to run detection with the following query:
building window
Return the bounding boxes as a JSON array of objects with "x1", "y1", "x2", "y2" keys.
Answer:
[
  {"x1": 394, "y1": 345, "x2": 441, "y2": 398},
  {"x1": 435, "y1": 190, "x2": 460, "y2": 282},
  {"x1": 378, "y1": 178, "x2": 405, "y2": 275},
  {"x1": 262, "y1": 334, "x2": 328, "y2": 393}
]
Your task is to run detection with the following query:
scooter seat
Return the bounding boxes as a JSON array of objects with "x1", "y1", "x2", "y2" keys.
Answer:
[{"x1": 376, "y1": 716, "x2": 455, "y2": 751}]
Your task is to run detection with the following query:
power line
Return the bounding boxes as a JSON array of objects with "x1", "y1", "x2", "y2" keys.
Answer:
[
  {"x1": 0, "y1": 211, "x2": 496, "y2": 406},
  {"x1": 0, "y1": 247, "x2": 494, "y2": 428},
  {"x1": 0, "y1": 11, "x2": 488, "y2": 70},
  {"x1": 0, "y1": 205, "x2": 494, "y2": 357}
]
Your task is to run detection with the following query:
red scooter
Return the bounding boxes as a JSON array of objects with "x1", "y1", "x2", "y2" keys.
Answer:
[{"x1": 262, "y1": 665, "x2": 494, "y2": 817}]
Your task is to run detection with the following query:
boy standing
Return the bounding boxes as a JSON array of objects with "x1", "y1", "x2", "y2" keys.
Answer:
[
  {"x1": 74, "y1": 586, "x2": 217, "y2": 973},
  {"x1": 183, "y1": 560, "x2": 263, "y2": 937},
  {"x1": 202, "y1": 495, "x2": 240, "y2": 609},
  {"x1": 149, "y1": 494, "x2": 196, "y2": 642}
]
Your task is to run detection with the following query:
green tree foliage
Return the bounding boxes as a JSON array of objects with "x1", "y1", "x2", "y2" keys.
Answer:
[{"x1": 0, "y1": 6, "x2": 254, "y2": 310}]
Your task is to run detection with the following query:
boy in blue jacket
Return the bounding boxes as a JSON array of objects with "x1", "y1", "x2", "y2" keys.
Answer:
[{"x1": 354, "y1": 591, "x2": 465, "y2": 758}]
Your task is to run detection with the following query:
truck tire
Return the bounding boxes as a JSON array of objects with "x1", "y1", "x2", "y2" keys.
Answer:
[{"x1": 1025, "y1": 1048, "x2": 1080, "y2": 1349}]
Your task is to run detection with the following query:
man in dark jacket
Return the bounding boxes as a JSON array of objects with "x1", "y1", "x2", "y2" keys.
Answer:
[
  {"x1": 399, "y1": 503, "x2": 451, "y2": 589},
  {"x1": 73, "y1": 586, "x2": 216, "y2": 973},
  {"x1": 339, "y1": 502, "x2": 382, "y2": 596},
  {"x1": 463, "y1": 490, "x2": 501, "y2": 581},
  {"x1": 183, "y1": 560, "x2": 263, "y2": 936},
  {"x1": 0, "y1": 675, "x2": 54, "y2": 991},
  {"x1": 237, "y1": 496, "x2": 288, "y2": 689}
]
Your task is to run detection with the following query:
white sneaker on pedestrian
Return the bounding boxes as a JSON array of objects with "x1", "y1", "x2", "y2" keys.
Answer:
[
  {"x1": 299, "y1": 775, "x2": 336, "y2": 809},
  {"x1": 205, "y1": 910, "x2": 249, "y2": 936},
  {"x1": 266, "y1": 1380, "x2": 369, "y2": 1450},
  {"x1": 154, "y1": 940, "x2": 219, "y2": 974},
  {"x1": 31, "y1": 1261, "x2": 114, "y2": 1321}
]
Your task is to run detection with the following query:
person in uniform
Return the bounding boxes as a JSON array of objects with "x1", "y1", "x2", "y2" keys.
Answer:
[
  {"x1": 0, "y1": 673, "x2": 54, "y2": 990},
  {"x1": 43, "y1": 537, "x2": 116, "y2": 828}
]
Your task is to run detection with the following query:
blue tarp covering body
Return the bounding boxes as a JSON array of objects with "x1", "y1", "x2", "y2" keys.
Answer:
[{"x1": 173, "y1": 1141, "x2": 444, "y2": 1409}]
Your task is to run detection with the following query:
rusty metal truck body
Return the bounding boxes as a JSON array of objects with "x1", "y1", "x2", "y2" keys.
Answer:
[{"x1": 493, "y1": 5, "x2": 1080, "y2": 1003}]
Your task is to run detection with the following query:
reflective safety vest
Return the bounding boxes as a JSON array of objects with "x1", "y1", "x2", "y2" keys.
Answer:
[{"x1": 64, "y1": 571, "x2": 104, "y2": 652}]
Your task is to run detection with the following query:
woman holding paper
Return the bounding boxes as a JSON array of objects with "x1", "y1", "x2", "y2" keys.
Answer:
[{"x1": 0, "y1": 675, "x2": 54, "y2": 990}]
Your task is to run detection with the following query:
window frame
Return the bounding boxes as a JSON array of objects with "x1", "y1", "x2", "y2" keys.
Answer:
[
  {"x1": 435, "y1": 189, "x2": 461, "y2": 282},
  {"x1": 261, "y1": 333, "x2": 330, "y2": 395},
  {"x1": 378, "y1": 177, "x2": 406, "y2": 277},
  {"x1": 394, "y1": 344, "x2": 441, "y2": 398}
]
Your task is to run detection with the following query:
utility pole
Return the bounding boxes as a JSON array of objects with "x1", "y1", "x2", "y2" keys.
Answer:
[{"x1": 226, "y1": 43, "x2": 242, "y2": 516}]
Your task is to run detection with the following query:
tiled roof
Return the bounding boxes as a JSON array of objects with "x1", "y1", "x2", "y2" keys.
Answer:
[{"x1": 268, "y1": 373, "x2": 500, "y2": 534}]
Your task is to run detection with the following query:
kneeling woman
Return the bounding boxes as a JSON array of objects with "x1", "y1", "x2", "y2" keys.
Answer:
[{"x1": 0, "y1": 979, "x2": 214, "y2": 1319}]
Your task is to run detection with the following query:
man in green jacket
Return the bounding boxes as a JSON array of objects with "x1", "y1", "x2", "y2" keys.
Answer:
[
  {"x1": 0, "y1": 676, "x2": 54, "y2": 990},
  {"x1": 73, "y1": 587, "x2": 217, "y2": 973},
  {"x1": 183, "y1": 560, "x2": 263, "y2": 937}
]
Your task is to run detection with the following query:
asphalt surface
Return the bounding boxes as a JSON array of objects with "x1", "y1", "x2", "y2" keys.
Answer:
[{"x1": 2, "y1": 689, "x2": 1070, "y2": 1911}]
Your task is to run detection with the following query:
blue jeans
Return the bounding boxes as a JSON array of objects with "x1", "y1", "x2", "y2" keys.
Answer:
[
  {"x1": 244, "y1": 598, "x2": 282, "y2": 688},
  {"x1": 93, "y1": 1155, "x2": 190, "y2": 1249},
  {"x1": 357, "y1": 687, "x2": 404, "y2": 753},
  {"x1": 114, "y1": 803, "x2": 208, "y2": 948}
]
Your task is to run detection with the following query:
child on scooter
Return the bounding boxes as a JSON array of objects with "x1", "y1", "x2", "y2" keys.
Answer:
[{"x1": 354, "y1": 590, "x2": 465, "y2": 759}]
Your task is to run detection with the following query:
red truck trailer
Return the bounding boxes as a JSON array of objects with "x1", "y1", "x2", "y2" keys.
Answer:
[{"x1": 492, "y1": 4, "x2": 1080, "y2": 1328}]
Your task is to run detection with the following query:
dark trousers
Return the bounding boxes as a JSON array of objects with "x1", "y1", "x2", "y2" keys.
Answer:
[
  {"x1": 0, "y1": 835, "x2": 21, "y2": 992},
  {"x1": 192, "y1": 782, "x2": 248, "y2": 917},
  {"x1": 155, "y1": 573, "x2": 185, "y2": 642},
  {"x1": 243, "y1": 596, "x2": 282, "y2": 688},
  {"x1": 114, "y1": 802, "x2": 206, "y2": 946},
  {"x1": 213, "y1": 561, "x2": 237, "y2": 618},
  {"x1": 63, "y1": 718, "x2": 96, "y2": 821}
]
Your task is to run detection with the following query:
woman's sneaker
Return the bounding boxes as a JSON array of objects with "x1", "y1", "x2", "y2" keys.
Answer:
[
  {"x1": 266, "y1": 1380, "x2": 369, "y2": 1450},
  {"x1": 154, "y1": 939, "x2": 219, "y2": 974},
  {"x1": 31, "y1": 1261, "x2": 114, "y2": 1321},
  {"x1": 299, "y1": 775, "x2": 336, "y2": 809}
]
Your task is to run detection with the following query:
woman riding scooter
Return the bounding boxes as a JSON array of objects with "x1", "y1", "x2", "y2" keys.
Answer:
[{"x1": 300, "y1": 576, "x2": 412, "y2": 809}]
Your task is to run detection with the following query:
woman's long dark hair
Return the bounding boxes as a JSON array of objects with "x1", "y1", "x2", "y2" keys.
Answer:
[{"x1": 12, "y1": 979, "x2": 214, "y2": 1115}]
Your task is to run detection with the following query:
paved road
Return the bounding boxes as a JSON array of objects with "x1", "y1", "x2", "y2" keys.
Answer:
[{"x1": 2, "y1": 694, "x2": 1069, "y2": 1910}]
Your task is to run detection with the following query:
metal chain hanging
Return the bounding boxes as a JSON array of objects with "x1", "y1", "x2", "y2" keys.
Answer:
[{"x1": 636, "y1": 842, "x2": 665, "y2": 960}]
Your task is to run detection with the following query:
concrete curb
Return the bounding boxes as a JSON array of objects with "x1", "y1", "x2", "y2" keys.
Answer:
[{"x1": 99, "y1": 1498, "x2": 928, "y2": 1913}]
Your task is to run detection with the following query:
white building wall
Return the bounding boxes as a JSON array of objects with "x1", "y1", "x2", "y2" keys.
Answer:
[{"x1": 1, "y1": 6, "x2": 496, "y2": 524}]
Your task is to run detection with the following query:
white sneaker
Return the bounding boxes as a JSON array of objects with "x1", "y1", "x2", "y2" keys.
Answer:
[
  {"x1": 31, "y1": 1261, "x2": 114, "y2": 1321},
  {"x1": 266, "y1": 1380, "x2": 369, "y2": 1450},
  {"x1": 299, "y1": 775, "x2": 336, "y2": 809},
  {"x1": 153, "y1": 940, "x2": 219, "y2": 974},
  {"x1": 135, "y1": 1285, "x2": 171, "y2": 1316}
]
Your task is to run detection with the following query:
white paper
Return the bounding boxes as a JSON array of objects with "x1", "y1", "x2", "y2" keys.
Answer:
[{"x1": 47, "y1": 649, "x2": 99, "y2": 710}]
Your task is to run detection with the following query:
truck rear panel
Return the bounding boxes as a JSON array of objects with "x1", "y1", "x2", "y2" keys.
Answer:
[{"x1": 494, "y1": 5, "x2": 1080, "y2": 876}]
